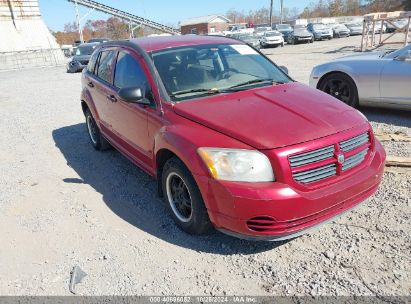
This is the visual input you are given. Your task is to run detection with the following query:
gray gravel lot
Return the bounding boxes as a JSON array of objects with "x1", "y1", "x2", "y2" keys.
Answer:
[{"x1": 0, "y1": 35, "x2": 410, "y2": 297}]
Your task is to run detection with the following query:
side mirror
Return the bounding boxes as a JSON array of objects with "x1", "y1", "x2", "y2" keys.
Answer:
[
  {"x1": 279, "y1": 65, "x2": 289, "y2": 74},
  {"x1": 118, "y1": 87, "x2": 151, "y2": 105},
  {"x1": 396, "y1": 50, "x2": 411, "y2": 61}
]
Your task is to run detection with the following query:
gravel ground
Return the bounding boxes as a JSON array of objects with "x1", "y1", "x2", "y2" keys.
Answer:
[{"x1": 0, "y1": 35, "x2": 410, "y2": 297}]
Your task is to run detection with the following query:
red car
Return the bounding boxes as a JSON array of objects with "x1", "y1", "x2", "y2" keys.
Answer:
[{"x1": 81, "y1": 36, "x2": 385, "y2": 241}]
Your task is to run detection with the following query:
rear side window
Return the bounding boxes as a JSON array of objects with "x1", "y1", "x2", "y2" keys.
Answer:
[
  {"x1": 96, "y1": 50, "x2": 116, "y2": 83},
  {"x1": 114, "y1": 51, "x2": 147, "y2": 89},
  {"x1": 87, "y1": 50, "x2": 99, "y2": 74}
]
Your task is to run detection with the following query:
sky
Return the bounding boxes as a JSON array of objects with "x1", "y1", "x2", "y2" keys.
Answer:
[{"x1": 38, "y1": 0, "x2": 313, "y2": 31}]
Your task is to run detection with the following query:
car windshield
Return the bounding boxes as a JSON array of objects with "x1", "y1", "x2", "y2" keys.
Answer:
[
  {"x1": 265, "y1": 32, "x2": 281, "y2": 37},
  {"x1": 334, "y1": 24, "x2": 348, "y2": 30},
  {"x1": 236, "y1": 34, "x2": 253, "y2": 40},
  {"x1": 277, "y1": 24, "x2": 292, "y2": 30},
  {"x1": 313, "y1": 24, "x2": 327, "y2": 30},
  {"x1": 255, "y1": 27, "x2": 269, "y2": 32},
  {"x1": 347, "y1": 23, "x2": 361, "y2": 28},
  {"x1": 76, "y1": 45, "x2": 96, "y2": 56},
  {"x1": 152, "y1": 43, "x2": 291, "y2": 101}
]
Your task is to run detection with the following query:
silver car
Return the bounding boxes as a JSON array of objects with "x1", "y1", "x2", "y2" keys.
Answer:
[{"x1": 309, "y1": 44, "x2": 411, "y2": 110}]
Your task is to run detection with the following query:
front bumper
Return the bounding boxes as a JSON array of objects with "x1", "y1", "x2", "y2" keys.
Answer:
[
  {"x1": 262, "y1": 40, "x2": 283, "y2": 45},
  {"x1": 295, "y1": 36, "x2": 312, "y2": 42},
  {"x1": 67, "y1": 61, "x2": 88, "y2": 73},
  {"x1": 196, "y1": 139, "x2": 385, "y2": 241},
  {"x1": 314, "y1": 33, "x2": 332, "y2": 39}
]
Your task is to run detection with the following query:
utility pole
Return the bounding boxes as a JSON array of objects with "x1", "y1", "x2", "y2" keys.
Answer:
[
  {"x1": 269, "y1": 0, "x2": 273, "y2": 27},
  {"x1": 74, "y1": 0, "x2": 84, "y2": 43},
  {"x1": 280, "y1": 0, "x2": 284, "y2": 24}
]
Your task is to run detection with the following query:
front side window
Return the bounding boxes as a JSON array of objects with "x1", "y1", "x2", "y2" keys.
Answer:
[
  {"x1": 152, "y1": 43, "x2": 291, "y2": 101},
  {"x1": 96, "y1": 50, "x2": 116, "y2": 83},
  {"x1": 114, "y1": 51, "x2": 147, "y2": 89}
]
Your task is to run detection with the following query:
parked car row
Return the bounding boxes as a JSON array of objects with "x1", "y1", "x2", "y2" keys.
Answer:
[{"x1": 227, "y1": 22, "x2": 360, "y2": 49}]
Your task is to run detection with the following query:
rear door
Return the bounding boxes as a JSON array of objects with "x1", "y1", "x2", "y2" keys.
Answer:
[{"x1": 91, "y1": 48, "x2": 117, "y2": 131}]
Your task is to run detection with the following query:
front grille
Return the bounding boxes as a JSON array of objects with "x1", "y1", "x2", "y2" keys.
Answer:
[
  {"x1": 288, "y1": 132, "x2": 370, "y2": 184},
  {"x1": 339, "y1": 132, "x2": 369, "y2": 152},
  {"x1": 289, "y1": 145, "x2": 334, "y2": 167},
  {"x1": 293, "y1": 164, "x2": 337, "y2": 183},
  {"x1": 342, "y1": 148, "x2": 369, "y2": 171},
  {"x1": 80, "y1": 60, "x2": 89, "y2": 65}
]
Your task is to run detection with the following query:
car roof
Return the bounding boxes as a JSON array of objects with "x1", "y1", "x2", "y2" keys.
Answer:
[
  {"x1": 129, "y1": 35, "x2": 242, "y2": 52},
  {"x1": 78, "y1": 42, "x2": 100, "y2": 47}
]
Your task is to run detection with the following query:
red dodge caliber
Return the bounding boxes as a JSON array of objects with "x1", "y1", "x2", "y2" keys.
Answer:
[{"x1": 80, "y1": 36, "x2": 386, "y2": 241}]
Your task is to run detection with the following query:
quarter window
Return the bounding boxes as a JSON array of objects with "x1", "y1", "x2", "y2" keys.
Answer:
[
  {"x1": 87, "y1": 50, "x2": 99, "y2": 74},
  {"x1": 114, "y1": 51, "x2": 148, "y2": 89},
  {"x1": 96, "y1": 50, "x2": 116, "y2": 83}
]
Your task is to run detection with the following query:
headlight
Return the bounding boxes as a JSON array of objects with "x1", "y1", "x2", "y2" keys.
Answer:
[{"x1": 197, "y1": 148, "x2": 275, "y2": 182}]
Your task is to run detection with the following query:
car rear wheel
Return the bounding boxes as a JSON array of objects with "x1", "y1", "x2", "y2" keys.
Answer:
[
  {"x1": 162, "y1": 157, "x2": 212, "y2": 235},
  {"x1": 84, "y1": 108, "x2": 111, "y2": 150},
  {"x1": 319, "y1": 73, "x2": 359, "y2": 108}
]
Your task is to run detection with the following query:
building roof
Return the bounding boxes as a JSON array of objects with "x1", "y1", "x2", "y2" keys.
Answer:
[
  {"x1": 180, "y1": 15, "x2": 231, "y2": 27},
  {"x1": 130, "y1": 35, "x2": 240, "y2": 52}
]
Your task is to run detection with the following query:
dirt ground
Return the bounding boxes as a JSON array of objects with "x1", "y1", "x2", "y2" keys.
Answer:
[{"x1": 0, "y1": 34, "x2": 410, "y2": 297}]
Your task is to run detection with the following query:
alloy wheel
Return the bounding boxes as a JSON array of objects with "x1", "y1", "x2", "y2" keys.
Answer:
[{"x1": 166, "y1": 172, "x2": 193, "y2": 223}]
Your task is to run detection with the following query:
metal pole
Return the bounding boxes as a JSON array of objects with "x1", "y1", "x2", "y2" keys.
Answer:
[
  {"x1": 269, "y1": 0, "x2": 273, "y2": 27},
  {"x1": 280, "y1": 0, "x2": 283, "y2": 24},
  {"x1": 74, "y1": 0, "x2": 84, "y2": 43}
]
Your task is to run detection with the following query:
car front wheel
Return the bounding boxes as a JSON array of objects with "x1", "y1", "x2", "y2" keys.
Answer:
[
  {"x1": 162, "y1": 157, "x2": 212, "y2": 235},
  {"x1": 319, "y1": 73, "x2": 359, "y2": 107}
]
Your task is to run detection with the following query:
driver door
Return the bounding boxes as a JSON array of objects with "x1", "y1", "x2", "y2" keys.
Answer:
[
  {"x1": 380, "y1": 51, "x2": 411, "y2": 106},
  {"x1": 108, "y1": 49, "x2": 153, "y2": 168}
]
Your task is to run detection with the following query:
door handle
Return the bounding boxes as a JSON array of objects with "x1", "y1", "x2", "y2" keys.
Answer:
[
  {"x1": 106, "y1": 95, "x2": 117, "y2": 102},
  {"x1": 87, "y1": 81, "x2": 94, "y2": 88}
]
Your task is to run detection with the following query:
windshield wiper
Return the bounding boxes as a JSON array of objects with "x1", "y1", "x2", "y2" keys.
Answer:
[
  {"x1": 381, "y1": 50, "x2": 394, "y2": 58},
  {"x1": 170, "y1": 88, "x2": 220, "y2": 97},
  {"x1": 224, "y1": 79, "x2": 281, "y2": 91}
]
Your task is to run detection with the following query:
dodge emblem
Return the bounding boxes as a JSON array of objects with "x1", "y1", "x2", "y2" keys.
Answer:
[{"x1": 337, "y1": 154, "x2": 345, "y2": 164}]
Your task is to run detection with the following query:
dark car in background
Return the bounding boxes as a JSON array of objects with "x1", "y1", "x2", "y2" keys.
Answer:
[
  {"x1": 272, "y1": 24, "x2": 293, "y2": 40},
  {"x1": 88, "y1": 38, "x2": 110, "y2": 43},
  {"x1": 345, "y1": 23, "x2": 363, "y2": 35},
  {"x1": 67, "y1": 42, "x2": 100, "y2": 73},
  {"x1": 287, "y1": 27, "x2": 314, "y2": 44},
  {"x1": 307, "y1": 23, "x2": 333, "y2": 40},
  {"x1": 232, "y1": 33, "x2": 261, "y2": 49}
]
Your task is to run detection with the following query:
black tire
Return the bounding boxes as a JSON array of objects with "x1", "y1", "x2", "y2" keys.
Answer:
[
  {"x1": 162, "y1": 157, "x2": 212, "y2": 235},
  {"x1": 84, "y1": 108, "x2": 111, "y2": 150},
  {"x1": 310, "y1": 38, "x2": 314, "y2": 43},
  {"x1": 319, "y1": 73, "x2": 359, "y2": 108}
]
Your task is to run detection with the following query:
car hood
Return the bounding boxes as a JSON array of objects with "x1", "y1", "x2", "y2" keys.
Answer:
[
  {"x1": 72, "y1": 54, "x2": 91, "y2": 61},
  {"x1": 333, "y1": 51, "x2": 384, "y2": 62},
  {"x1": 294, "y1": 29, "x2": 312, "y2": 35},
  {"x1": 277, "y1": 29, "x2": 292, "y2": 34},
  {"x1": 173, "y1": 82, "x2": 366, "y2": 149}
]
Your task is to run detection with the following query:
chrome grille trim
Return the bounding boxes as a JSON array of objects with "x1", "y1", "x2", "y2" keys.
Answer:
[
  {"x1": 339, "y1": 133, "x2": 369, "y2": 152},
  {"x1": 293, "y1": 164, "x2": 337, "y2": 183},
  {"x1": 289, "y1": 145, "x2": 334, "y2": 167},
  {"x1": 342, "y1": 148, "x2": 369, "y2": 171}
]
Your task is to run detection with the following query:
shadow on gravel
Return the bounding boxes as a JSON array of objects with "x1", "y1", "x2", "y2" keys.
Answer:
[
  {"x1": 53, "y1": 124, "x2": 289, "y2": 255},
  {"x1": 324, "y1": 45, "x2": 358, "y2": 54},
  {"x1": 359, "y1": 107, "x2": 411, "y2": 128}
]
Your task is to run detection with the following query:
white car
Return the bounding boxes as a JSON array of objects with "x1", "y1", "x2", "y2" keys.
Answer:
[
  {"x1": 260, "y1": 31, "x2": 284, "y2": 48},
  {"x1": 254, "y1": 26, "x2": 272, "y2": 37}
]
